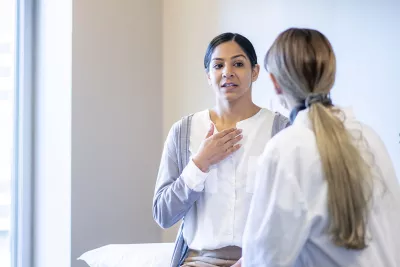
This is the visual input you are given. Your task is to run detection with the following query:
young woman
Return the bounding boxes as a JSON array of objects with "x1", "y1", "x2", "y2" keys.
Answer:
[
  {"x1": 153, "y1": 33, "x2": 290, "y2": 267},
  {"x1": 242, "y1": 28, "x2": 400, "y2": 267}
]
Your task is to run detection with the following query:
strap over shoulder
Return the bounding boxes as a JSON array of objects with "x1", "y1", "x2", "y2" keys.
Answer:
[
  {"x1": 271, "y1": 112, "x2": 291, "y2": 138},
  {"x1": 176, "y1": 114, "x2": 194, "y2": 173},
  {"x1": 170, "y1": 114, "x2": 193, "y2": 267}
]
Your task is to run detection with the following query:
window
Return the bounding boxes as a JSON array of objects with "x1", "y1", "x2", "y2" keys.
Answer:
[
  {"x1": 0, "y1": 1, "x2": 16, "y2": 266},
  {"x1": 1, "y1": 1, "x2": 33, "y2": 266}
]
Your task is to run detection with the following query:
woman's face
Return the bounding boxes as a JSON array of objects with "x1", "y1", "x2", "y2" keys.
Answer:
[{"x1": 207, "y1": 41, "x2": 259, "y2": 103}]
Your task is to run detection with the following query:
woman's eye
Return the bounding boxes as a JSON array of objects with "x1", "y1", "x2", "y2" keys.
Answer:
[
  {"x1": 213, "y1": 64, "x2": 223, "y2": 69},
  {"x1": 234, "y1": 62, "x2": 244, "y2": 67}
]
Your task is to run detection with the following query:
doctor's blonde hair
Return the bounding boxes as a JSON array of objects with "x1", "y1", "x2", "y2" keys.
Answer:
[{"x1": 265, "y1": 28, "x2": 372, "y2": 250}]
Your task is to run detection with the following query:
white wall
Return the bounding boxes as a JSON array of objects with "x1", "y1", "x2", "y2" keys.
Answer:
[
  {"x1": 162, "y1": 0, "x2": 400, "y2": 241},
  {"x1": 71, "y1": 1, "x2": 163, "y2": 266}
]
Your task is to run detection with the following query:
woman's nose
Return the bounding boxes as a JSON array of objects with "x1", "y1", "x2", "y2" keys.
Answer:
[{"x1": 223, "y1": 67, "x2": 234, "y2": 78}]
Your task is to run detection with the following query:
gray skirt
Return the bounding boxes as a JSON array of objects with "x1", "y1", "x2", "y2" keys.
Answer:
[{"x1": 180, "y1": 246, "x2": 241, "y2": 267}]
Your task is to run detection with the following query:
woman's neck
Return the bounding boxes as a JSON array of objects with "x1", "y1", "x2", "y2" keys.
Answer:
[{"x1": 210, "y1": 97, "x2": 261, "y2": 130}]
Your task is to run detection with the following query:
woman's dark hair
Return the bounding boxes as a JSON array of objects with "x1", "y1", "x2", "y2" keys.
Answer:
[{"x1": 204, "y1": 32, "x2": 257, "y2": 72}]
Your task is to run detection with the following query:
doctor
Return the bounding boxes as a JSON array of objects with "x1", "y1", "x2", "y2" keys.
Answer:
[{"x1": 241, "y1": 28, "x2": 400, "y2": 267}]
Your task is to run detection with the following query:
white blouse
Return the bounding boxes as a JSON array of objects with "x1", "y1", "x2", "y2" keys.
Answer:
[{"x1": 180, "y1": 108, "x2": 276, "y2": 251}]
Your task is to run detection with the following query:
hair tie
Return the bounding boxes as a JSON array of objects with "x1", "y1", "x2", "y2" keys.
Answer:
[
  {"x1": 289, "y1": 93, "x2": 333, "y2": 124},
  {"x1": 305, "y1": 93, "x2": 332, "y2": 108}
]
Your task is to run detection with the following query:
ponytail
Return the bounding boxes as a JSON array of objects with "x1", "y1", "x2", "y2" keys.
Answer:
[{"x1": 310, "y1": 103, "x2": 372, "y2": 249}]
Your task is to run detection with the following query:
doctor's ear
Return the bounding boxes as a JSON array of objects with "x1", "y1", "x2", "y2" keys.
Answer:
[{"x1": 269, "y1": 73, "x2": 282, "y2": 95}]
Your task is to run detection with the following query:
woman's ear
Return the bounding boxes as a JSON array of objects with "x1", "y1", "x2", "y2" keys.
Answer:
[
  {"x1": 206, "y1": 70, "x2": 212, "y2": 85},
  {"x1": 251, "y1": 64, "x2": 260, "y2": 82},
  {"x1": 269, "y1": 73, "x2": 282, "y2": 94}
]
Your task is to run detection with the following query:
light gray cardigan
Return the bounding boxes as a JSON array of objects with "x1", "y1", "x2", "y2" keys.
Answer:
[{"x1": 152, "y1": 112, "x2": 290, "y2": 267}]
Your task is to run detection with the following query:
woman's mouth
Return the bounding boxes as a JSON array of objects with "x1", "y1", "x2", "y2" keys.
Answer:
[{"x1": 222, "y1": 83, "x2": 238, "y2": 90}]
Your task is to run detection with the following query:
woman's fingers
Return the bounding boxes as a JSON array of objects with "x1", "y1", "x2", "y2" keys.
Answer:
[
  {"x1": 210, "y1": 143, "x2": 242, "y2": 164},
  {"x1": 213, "y1": 128, "x2": 237, "y2": 139},
  {"x1": 221, "y1": 144, "x2": 242, "y2": 160},
  {"x1": 223, "y1": 134, "x2": 243, "y2": 150},
  {"x1": 221, "y1": 129, "x2": 242, "y2": 144},
  {"x1": 227, "y1": 143, "x2": 242, "y2": 154},
  {"x1": 200, "y1": 127, "x2": 243, "y2": 166}
]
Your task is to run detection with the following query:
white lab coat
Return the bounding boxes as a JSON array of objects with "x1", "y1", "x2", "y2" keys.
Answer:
[{"x1": 242, "y1": 107, "x2": 400, "y2": 267}]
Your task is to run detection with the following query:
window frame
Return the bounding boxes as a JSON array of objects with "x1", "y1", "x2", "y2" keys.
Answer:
[{"x1": 11, "y1": 0, "x2": 34, "y2": 266}]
